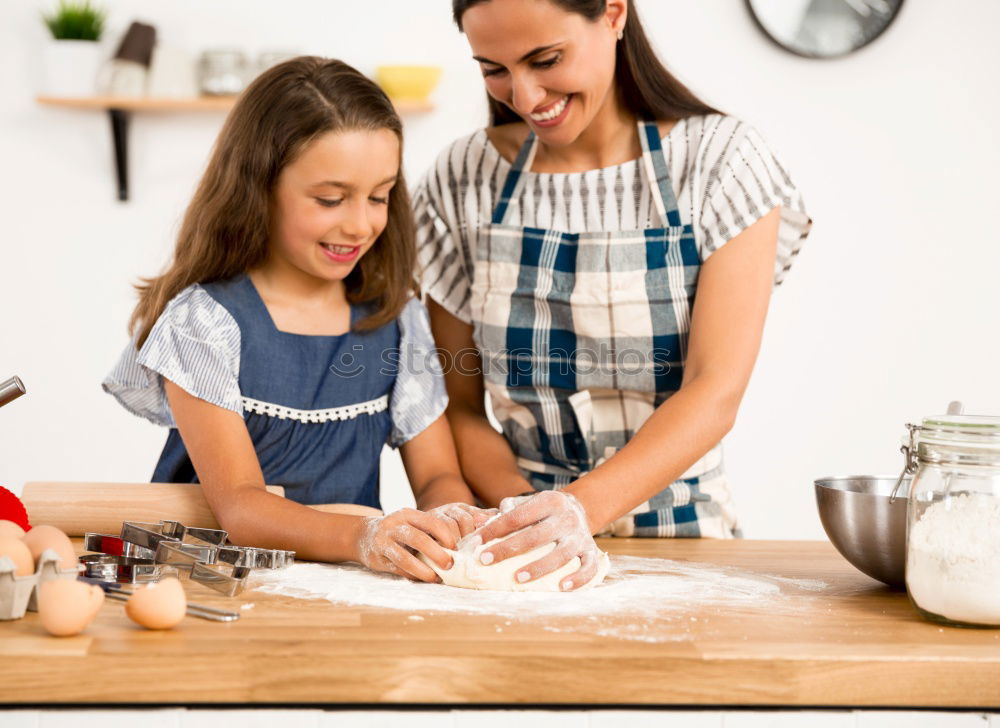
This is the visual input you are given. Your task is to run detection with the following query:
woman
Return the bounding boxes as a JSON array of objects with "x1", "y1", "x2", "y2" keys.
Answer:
[{"x1": 415, "y1": 0, "x2": 811, "y2": 590}]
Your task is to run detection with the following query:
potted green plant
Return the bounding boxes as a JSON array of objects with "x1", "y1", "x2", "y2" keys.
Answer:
[{"x1": 39, "y1": 0, "x2": 107, "y2": 97}]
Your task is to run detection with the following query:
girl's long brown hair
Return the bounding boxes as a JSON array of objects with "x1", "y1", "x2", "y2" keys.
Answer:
[
  {"x1": 452, "y1": 0, "x2": 720, "y2": 126},
  {"x1": 130, "y1": 56, "x2": 416, "y2": 348}
]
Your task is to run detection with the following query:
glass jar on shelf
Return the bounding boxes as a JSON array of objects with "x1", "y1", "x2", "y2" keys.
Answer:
[
  {"x1": 895, "y1": 413, "x2": 1000, "y2": 627},
  {"x1": 197, "y1": 49, "x2": 247, "y2": 96}
]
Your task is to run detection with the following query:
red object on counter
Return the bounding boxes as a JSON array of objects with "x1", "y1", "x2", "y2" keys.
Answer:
[
  {"x1": 0, "y1": 485, "x2": 31, "y2": 531},
  {"x1": 89, "y1": 534, "x2": 126, "y2": 556}
]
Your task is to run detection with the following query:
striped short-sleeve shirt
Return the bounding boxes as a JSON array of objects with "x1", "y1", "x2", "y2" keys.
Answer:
[{"x1": 416, "y1": 113, "x2": 811, "y2": 325}]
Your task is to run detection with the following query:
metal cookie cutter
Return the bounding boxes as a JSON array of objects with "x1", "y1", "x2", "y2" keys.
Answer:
[
  {"x1": 120, "y1": 520, "x2": 229, "y2": 550},
  {"x1": 191, "y1": 548, "x2": 254, "y2": 596},
  {"x1": 119, "y1": 521, "x2": 183, "y2": 551},
  {"x1": 105, "y1": 519, "x2": 295, "y2": 596},
  {"x1": 159, "y1": 521, "x2": 228, "y2": 547},
  {"x1": 84, "y1": 533, "x2": 155, "y2": 560},
  {"x1": 119, "y1": 521, "x2": 226, "y2": 560},
  {"x1": 155, "y1": 541, "x2": 218, "y2": 569},
  {"x1": 218, "y1": 545, "x2": 295, "y2": 570},
  {"x1": 79, "y1": 554, "x2": 179, "y2": 584},
  {"x1": 187, "y1": 545, "x2": 293, "y2": 595}
]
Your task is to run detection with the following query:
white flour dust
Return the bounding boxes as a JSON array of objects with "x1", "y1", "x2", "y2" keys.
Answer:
[{"x1": 251, "y1": 554, "x2": 828, "y2": 641}]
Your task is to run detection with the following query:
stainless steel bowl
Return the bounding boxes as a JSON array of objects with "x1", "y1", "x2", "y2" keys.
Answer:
[{"x1": 814, "y1": 475, "x2": 909, "y2": 588}]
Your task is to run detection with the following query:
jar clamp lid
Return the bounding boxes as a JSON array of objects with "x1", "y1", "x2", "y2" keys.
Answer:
[{"x1": 891, "y1": 402, "x2": 1000, "y2": 502}]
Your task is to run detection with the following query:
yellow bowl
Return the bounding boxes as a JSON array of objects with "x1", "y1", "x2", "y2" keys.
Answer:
[{"x1": 375, "y1": 65, "x2": 442, "y2": 102}]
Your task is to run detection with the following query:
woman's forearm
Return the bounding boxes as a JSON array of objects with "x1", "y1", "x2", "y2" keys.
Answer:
[
  {"x1": 447, "y1": 406, "x2": 532, "y2": 507},
  {"x1": 425, "y1": 298, "x2": 530, "y2": 508},
  {"x1": 566, "y1": 375, "x2": 740, "y2": 533},
  {"x1": 414, "y1": 473, "x2": 477, "y2": 510},
  {"x1": 219, "y1": 485, "x2": 367, "y2": 563}
]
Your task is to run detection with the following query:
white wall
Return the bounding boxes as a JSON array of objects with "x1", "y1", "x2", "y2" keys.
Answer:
[{"x1": 1, "y1": 0, "x2": 998, "y2": 539}]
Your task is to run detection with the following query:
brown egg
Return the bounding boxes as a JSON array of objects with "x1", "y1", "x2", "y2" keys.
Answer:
[
  {"x1": 125, "y1": 577, "x2": 186, "y2": 630},
  {"x1": 22, "y1": 524, "x2": 77, "y2": 570},
  {"x1": 37, "y1": 579, "x2": 105, "y2": 636},
  {"x1": 0, "y1": 520, "x2": 26, "y2": 539},
  {"x1": 0, "y1": 536, "x2": 34, "y2": 576}
]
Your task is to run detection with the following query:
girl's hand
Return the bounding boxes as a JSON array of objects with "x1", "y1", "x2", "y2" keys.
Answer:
[
  {"x1": 426, "y1": 502, "x2": 498, "y2": 543},
  {"x1": 356, "y1": 509, "x2": 458, "y2": 582},
  {"x1": 468, "y1": 490, "x2": 601, "y2": 591}
]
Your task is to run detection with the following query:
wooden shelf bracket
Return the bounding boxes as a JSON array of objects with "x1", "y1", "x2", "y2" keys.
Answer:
[{"x1": 109, "y1": 107, "x2": 130, "y2": 201}]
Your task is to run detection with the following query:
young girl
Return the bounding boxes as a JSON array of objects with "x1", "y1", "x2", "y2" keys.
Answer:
[{"x1": 104, "y1": 56, "x2": 488, "y2": 582}]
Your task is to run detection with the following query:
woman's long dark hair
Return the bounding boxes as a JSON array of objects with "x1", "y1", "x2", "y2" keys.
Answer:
[
  {"x1": 453, "y1": 0, "x2": 720, "y2": 125},
  {"x1": 130, "y1": 57, "x2": 416, "y2": 348}
]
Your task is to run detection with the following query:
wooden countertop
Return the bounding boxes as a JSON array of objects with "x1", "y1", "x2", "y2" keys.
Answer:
[{"x1": 1, "y1": 539, "x2": 998, "y2": 708}]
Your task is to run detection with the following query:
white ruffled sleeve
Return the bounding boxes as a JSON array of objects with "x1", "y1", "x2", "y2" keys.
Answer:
[
  {"x1": 697, "y1": 117, "x2": 812, "y2": 286},
  {"x1": 388, "y1": 297, "x2": 448, "y2": 448},
  {"x1": 102, "y1": 285, "x2": 242, "y2": 427}
]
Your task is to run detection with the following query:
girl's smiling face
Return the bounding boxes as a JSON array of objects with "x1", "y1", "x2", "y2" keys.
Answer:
[
  {"x1": 268, "y1": 128, "x2": 400, "y2": 283},
  {"x1": 462, "y1": 0, "x2": 625, "y2": 147}
]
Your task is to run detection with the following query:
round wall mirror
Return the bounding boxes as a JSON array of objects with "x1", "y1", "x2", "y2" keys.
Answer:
[{"x1": 747, "y1": 0, "x2": 904, "y2": 59}]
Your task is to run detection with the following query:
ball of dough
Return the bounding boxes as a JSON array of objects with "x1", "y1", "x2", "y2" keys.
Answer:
[{"x1": 420, "y1": 520, "x2": 609, "y2": 592}]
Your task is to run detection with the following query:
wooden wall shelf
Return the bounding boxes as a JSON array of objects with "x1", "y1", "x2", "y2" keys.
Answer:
[
  {"x1": 37, "y1": 95, "x2": 240, "y2": 111},
  {"x1": 36, "y1": 95, "x2": 435, "y2": 200},
  {"x1": 37, "y1": 95, "x2": 433, "y2": 114}
]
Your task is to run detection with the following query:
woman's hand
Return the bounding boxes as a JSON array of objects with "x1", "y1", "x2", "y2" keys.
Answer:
[
  {"x1": 468, "y1": 490, "x2": 601, "y2": 591},
  {"x1": 425, "y1": 502, "x2": 498, "y2": 543},
  {"x1": 356, "y1": 509, "x2": 458, "y2": 582}
]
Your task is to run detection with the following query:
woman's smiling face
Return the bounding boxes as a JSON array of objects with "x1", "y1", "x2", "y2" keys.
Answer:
[{"x1": 462, "y1": 0, "x2": 625, "y2": 146}]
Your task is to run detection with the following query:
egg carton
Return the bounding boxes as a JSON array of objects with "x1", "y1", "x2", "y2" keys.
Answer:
[{"x1": 0, "y1": 550, "x2": 82, "y2": 620}]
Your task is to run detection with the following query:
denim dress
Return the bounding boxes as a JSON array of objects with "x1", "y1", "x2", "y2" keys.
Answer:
[{"x1": 104, "y1": 274, "x2": 447, "y2": 507}]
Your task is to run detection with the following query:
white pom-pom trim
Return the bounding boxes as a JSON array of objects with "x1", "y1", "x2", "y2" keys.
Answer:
[{"x1": 241, "y1": 394, "x2": 388, "y2": 424}]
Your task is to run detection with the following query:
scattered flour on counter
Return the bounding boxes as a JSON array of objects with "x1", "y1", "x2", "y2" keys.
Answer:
[
  {"x1": 250, "y1": 554, "x2": 828, "y2": 641},
  {"x1": 906, "y1": 493, "x2": 1000, "y2": 625}
]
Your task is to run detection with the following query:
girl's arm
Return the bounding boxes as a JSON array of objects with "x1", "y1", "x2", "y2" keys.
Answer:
[
  {"x1": 426, "y1": 299, "x2": 533, "y2": 506},
  {"x1": 474, "y1": 206, "x2": 783, "y2": 588},
  {"x1": 163, "y1": 380, "x2": 455, "y2": 579}
]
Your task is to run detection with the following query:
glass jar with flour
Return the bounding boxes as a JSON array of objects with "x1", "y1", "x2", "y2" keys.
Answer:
[{"x1": 895, "y1": 414, "x2": 1000, "y2": 627}]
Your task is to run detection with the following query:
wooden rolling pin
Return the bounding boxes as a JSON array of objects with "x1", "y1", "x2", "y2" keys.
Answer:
[{"x1": 21, "y1": 481, "x2": 382, "y2": 536}]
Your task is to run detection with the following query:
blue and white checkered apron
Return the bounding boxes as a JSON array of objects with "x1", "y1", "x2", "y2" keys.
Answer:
[{"x1": 469, "y1": 120, "x2": 740, "y2": 538}]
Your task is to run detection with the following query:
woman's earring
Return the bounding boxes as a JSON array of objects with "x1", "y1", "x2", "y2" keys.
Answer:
[{"x1": 616, "y1": 29, "x2": 624, "y2": 41}]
